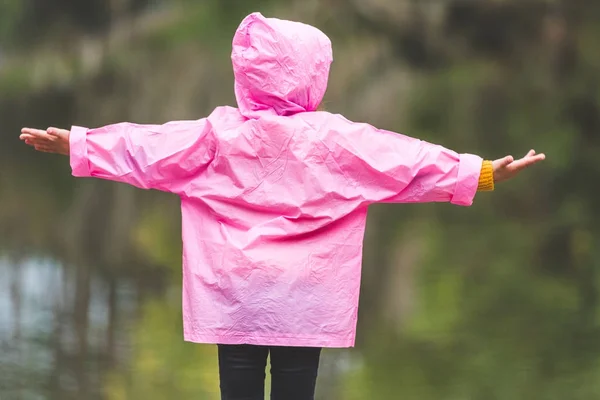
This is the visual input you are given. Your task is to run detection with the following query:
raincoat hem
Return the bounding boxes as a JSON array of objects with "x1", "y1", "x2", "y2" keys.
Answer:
[{"x1": 183, "y1": 333, "x2": 355, "y2": 348}]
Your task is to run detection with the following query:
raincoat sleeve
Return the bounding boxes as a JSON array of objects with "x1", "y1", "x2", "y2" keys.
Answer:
[
  {"x1": 68, "y1": 119, "x2": 216, "y2": 193},
  {"x1": 328, "y1": 116, "x2": 483, "y2": 206}
]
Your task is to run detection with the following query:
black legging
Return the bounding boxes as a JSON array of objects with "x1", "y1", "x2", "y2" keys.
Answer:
[{"x1": 218, "y1": 344, "x2": 322, "y2": 400}]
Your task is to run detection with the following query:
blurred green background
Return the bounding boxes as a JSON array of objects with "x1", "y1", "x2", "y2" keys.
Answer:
[{"x1": 1, "y1": 0, "x2": 599, "y2": 399}]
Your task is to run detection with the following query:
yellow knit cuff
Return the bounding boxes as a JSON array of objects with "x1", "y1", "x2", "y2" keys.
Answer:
[{"x1": 478, "y1": 160, "x2": 494, "y2": 191}]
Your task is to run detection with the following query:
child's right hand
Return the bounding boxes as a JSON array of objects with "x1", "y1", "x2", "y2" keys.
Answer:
[
  {"x1": 19, "y1": 127, "x2": 70, "y2": 155},
  {"x1": 493, "y1": 150, "x2": 545, "y2": 183}
]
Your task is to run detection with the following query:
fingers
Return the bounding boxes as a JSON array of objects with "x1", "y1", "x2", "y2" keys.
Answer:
[
  {"x1": 22, "y1": 137, "x2": 40, "y2": 147},
  {"x1": 20, "y1": 127, "x2": 63, "y2": 150},
  {"x1": 525, "y1": 149, "x2": 536, "y2": 158},
  {"x1": 19, "y1": 127, "x2": 69, "y2": 156},
  {"x1": 20, "y1": 128, "x2": 49, "y2": 140},
  {"x1": 47, "y1": 127, "x2": 70, "y2": 139},
  {"x1": 47, "y1": 127, "x2": 60, "y2": 136},
  {"x1": 21, "y1": 134, "x2": 36, "y2": 142},
  {"x1": 21, "y1": 135, "x2": 50, "y2": 147},
  {"x1": 497, "y1": 155, "x2": 514, "y2": 168},
  {"x1": 20, "y1": 127, "x2": 68, "y2": 141},
  {"x1": 31, "y1": 143, "x2": 54, "y2": 152},
  {"x1": 510, "y1": 153, "x2": 546, "y2": 171}
]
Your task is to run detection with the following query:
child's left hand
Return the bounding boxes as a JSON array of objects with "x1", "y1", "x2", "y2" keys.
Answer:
[
  {"x1": 20, "y1": 127, "x2": 70, "y2": 155},
  {"x1": 492, "y1": 149, "x2": 545, "y2": 183}
]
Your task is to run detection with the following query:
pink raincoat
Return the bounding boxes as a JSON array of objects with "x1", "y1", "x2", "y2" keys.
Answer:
[{"x1": 69, "y1": 12, "x2": 483, "y2": 348}]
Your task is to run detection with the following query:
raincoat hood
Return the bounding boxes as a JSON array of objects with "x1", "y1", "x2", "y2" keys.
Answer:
[{"x1": 231, "y1": 12, "x2": 333, "y2": 118}]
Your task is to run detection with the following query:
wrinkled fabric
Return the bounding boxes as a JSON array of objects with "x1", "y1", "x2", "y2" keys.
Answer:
[{"x1": 69, "y1": 12, "x2": 482, "y2": 348}]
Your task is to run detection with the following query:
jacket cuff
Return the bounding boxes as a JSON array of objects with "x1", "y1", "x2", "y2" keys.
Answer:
[
  {"x1": 451, "y1": 153, "x2": 482, "y2": 206},
  {"x1": 477, "y1": 160, "x2": 495, "y2": 191},
  {"x1": 69, "y1": 126, "x2": 91, "y2": 177}
]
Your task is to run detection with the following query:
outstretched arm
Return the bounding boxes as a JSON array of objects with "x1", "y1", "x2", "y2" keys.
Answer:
[
  {"x1": 323, "y1": 115, "x2": 544, "y2": 205},
  {"x1": 20, "y1": 120, "x2": 216, "y2": 194}
]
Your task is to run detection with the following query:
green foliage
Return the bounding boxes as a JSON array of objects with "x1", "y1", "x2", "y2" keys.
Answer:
[
  {"x1": 133, "y1": 201, "x2": 182, "y2": 272},
  {"x1": 0, "y1": 0, "x2": 23, "y2": 46},
  {"x1": 104, "y1": 300, "x2": 221, "y2": 400}
]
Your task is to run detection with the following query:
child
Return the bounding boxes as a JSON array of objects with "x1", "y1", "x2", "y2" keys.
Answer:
[{"x1": 19, "y1": 12, "x2": 544, "y2": 400}]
